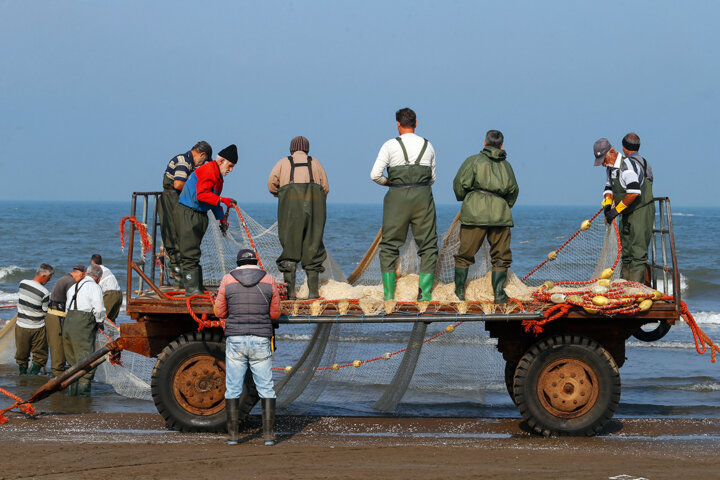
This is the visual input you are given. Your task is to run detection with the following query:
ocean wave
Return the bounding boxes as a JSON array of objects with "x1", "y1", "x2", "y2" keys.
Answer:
[
  {"x1": 0, "y1": 291, "x2": 18, "y2": 302},
  {"x1": 0, "y1": 265, "x2": 34, "y2": 284},
  {"x1": 691, "y1": 311, "x2": 720, "y2": 325},
  {"x1": 671, "y1": 212, "x2": 695, "y2": 217},
  {"x1": 655, "y1": 273, "x2": 688, "y2": 295}
]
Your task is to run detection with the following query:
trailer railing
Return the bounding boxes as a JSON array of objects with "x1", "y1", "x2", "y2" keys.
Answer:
[
  {"x1": 126, "y1": 192, "x2": 163, "y2": 306},
  {"x1": 649, "y1": 197, "x2": 681, "y2": 311}
]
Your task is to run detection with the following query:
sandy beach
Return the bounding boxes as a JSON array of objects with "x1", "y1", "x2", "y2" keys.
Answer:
[{"x1": 1, "y1": 413, "x2": 719, "y2": 479}]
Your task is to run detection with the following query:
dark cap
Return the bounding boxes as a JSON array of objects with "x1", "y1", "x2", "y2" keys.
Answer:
[
  {"x1": 593, "y1": 138, "x2": 612, "y2": 166},
  {"x1": 236, "y1": 248, "x2": 258, "y2": 266},
  {"x1": 218, "y1": 144, "x2": 238, "y2": 164},
  {"x1": 193, "y1": 141, "x2": 212, "y2": 159},
  {"x1": 290, "y1": 136, "x2": 310, "y2": 154},
  {"x1": 72, "y1": 264, "x2": 87, "y2": 273}
]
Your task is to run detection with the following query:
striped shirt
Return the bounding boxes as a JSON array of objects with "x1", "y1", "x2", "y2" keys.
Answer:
[
  {"x1": 604, "y1": 154, "x2": 648, "y2": 196},
  {"x1": 17, "y1": 279, "x2": 50, "y2": 329},
  {"x1": 164, "y1": 151, "x2": 195, "y2": 184}
]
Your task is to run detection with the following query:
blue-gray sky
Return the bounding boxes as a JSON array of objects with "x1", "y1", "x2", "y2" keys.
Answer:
[{"x1": 1, "y1": 1, "x2": 718, "y2": 206}]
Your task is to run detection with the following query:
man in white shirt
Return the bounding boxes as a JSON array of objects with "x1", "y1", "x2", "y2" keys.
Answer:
[
  {"x1": 91, "y1": 254, "x2": 122, "y2": 321},
  {"x1": 63, "y1": 264, "x2": 106, "y2": 396},
  {"x1": 370, "y1": 107, "x2": 439, "y2": 301}
]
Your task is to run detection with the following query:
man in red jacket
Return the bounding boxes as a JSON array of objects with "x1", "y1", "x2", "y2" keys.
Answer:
[{"x1": 176, "y1": 144, "x2": 238, "y2": 295}]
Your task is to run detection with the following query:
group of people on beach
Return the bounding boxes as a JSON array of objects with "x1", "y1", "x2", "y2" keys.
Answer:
[
  {"x1": 14, "y1": 255, "x2": 122, "y2": 396},
  {"x1": 159, "y1": 107, "x2": 655, "y2": 445}
]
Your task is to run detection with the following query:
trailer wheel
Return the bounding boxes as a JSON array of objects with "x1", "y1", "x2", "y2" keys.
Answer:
[
  {"x1": 513, "y1": 335, "x2": 620, "y2": 436},
  {"x1": 632, "y1": 320, "x2": 671, "y2": 342},
  {"x1": 151, "y1": 330, "x2": 259, "y2": 432},
  {"x1": 504, "y1": 361, "x2": 518, "y2": 405}
]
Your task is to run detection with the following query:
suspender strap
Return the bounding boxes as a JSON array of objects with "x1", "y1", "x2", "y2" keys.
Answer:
[
  {"x1": 287, "y1": 156, "x2": 314, "y2": 183},
  {"x1": 69, "y1": 281, "x2": 85, "y2": 311},
  {"x1": 395, "y1": 137, "x2": 428, "y2": 165}
]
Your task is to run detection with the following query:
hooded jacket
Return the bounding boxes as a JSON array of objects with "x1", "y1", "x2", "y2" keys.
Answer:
[
  {"x1": 214, "y1": 266, "x2": 281, "y2": 338},
  {"x1": 453, "y1": 146, "x2": 519, "y2": 227}
]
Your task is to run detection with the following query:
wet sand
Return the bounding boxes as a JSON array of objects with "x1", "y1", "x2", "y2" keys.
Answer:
[{"x1": 1, "y1": 413, "x2": 719, "y2": 479}]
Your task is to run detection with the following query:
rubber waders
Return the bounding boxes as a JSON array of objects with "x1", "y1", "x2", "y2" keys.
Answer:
[
  {"x1": 418, "y1": 273, "x2": 434, "y2": 301},
  {"x1": 77, "y1": 379, "x2": 92, "y2": 398},
  {"x1": 28, "y1": 363, "x2": 42, "y2": 376},
  {"x1": 492, "y1": 270, "x2": 509, "y2": 304},
  {"x1": 183, "y1": 269, "x2": 203, "y2": 297},
  {"x1": 226, "y1": 398, "x2": 240, "y2": 445},
  {"x1": 18, "y1": 365, "x2": 27, "y2": 375},
  {"x1": 307, "y1": 271, "x2": 320, "y2": 299},
  {"x1": 626, "y1": 269, "x2": 646, "y2": 284},
  {"x1": 283, "y1": 264, "x2": 297, "y2": 300},
  {"x1": 382, "y1": 272, "x2": 396, "y2": 301},
  {"x1": 198, "y1": 266, "x2": 206, "y2": 293},
  {"x1": 262, "y1": 398, "x2": 276, "y2": 446},
  {"x1": 171, "y1": 265, "x2": 183, "y2": 289},
  {"x1": 454, "y1": 268, "x2": 469, "y2": 301}
]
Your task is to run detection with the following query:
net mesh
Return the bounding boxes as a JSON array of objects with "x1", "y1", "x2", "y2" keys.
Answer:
[{"x1": 1, "y1": 207, "x2": 659, "y2": 415}]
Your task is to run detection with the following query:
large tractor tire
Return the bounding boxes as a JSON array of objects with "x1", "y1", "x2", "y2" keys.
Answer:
[
  {"x1": 151, "y1": 330, "x2": 259, "y2": 432},
  {"x1": 504, "y1": 360, "x2": 518, "y2": 405},
  {"x1": 633, "y1": 320, "x2": 672, "y2": 342},
  {"x1": 513, "y1": 335, "x2": 620, "y2": 437}
]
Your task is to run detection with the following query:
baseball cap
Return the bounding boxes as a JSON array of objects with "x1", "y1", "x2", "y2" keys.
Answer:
[
  {"x1": 72, "y1": 265, "x2": 87, "y2": 273},
  {"x1": 236, "y1": 249, "x2": 258, "y2": 265},
  {"x1": 593, "y1": 138, "x2": 612, "y2": 166}
]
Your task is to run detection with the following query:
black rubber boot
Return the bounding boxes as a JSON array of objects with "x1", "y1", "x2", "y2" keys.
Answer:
[
  {"x1": 198, "y1": 265, "x2": 206, "y2": 293},
  {"x1": 307, "y1": 271, "x2": 320, "y2": 299},
  {"x1": 183, "y1": 269, "x2": 202, "y2": 296},
  {"x1": 28, "y1": 363, "x2": 42, "y2": 376},
  {"x1": 283, "y1": 264, "x2": 297, "y2": 300},
  {"x1": 172, "y1": 265, "x2": 183, "y2": 289},
  {"x1": 492, "y1": 270, "x2": 509, "y2": 305},
  {"x1": 77, "y1": 379, "x2": 92, "y2": 397},
  {"x1": 18, "y1": 364, "x2": 27, "y2": 375},
  {"x1": 226, "y1": 398, "x2": 240, "y2": 445},
  {"x1": 262, "y1": 398, "x2": 276, "y2": 446},
  {"x1": 454, "y1": 267, "x2": 469, "y2": 301}
]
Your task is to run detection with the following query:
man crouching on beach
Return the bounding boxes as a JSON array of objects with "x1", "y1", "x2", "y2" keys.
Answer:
[{"x1": 214, "y1": 249, "x2": 281, "y2": 446}]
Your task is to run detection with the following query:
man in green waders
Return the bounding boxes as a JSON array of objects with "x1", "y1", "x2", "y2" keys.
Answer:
[
  {"x1": 176, "y1": 145, "x2": 238, "y2": 295},
  {"x1": 268, "y1": 136, "x2": 330, "y2": 299},
  {"x1": 453, "y1": 130, "x2": 519, "y2": 304},
  {"x1": 63, "y1": 265, "x2": 105, "y2": 396},
  {"x1": 370, "y1": 108, "x2": 439, "y2": 301},
  {"x1": 593, "y1": 137, "x2": 655, "y2": 283},
  {"x1": 160, "y1": 141, "x2": 212, "y2": 287}
]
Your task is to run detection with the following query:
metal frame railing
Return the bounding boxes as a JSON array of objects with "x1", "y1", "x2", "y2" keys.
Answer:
[
  {"x1": 125, "y1": 192, "x2": 164, "y2": 305},
  {"x1": 649, "y1": 197, "x2": 681, "y2": 311}
]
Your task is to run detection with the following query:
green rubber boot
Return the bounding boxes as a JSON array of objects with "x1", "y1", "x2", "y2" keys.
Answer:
[
  {"x1": 492, "y1": 270, "x2": 509, "y2": 305},
  {"x1": 418, "y1": 273, "x2": 434, "y2": 302},
  {"x1": 307, "y1": 271, "x2": 320, "y2": 299},
  {"x1": 18, "y1": 364, "x2": 27, "y2": 375},
  {"x1": 28, "y1": 363, "x2": 42, "y2": 376},
  {"x1": 77, "y1": 379, "x2": 92, "y2": 397},
  {"x1": 454, "y1": 268, "x2": 469, "y2": 301},
  {"x1": 382, "y1": 272, "x2": 396, "y2": 301},
  {"x1": 283, "y1": 264, "x2": 297, "y2": 300},
  {"x1": 183, "y1": 269, "x2": 202, "y2": 296}
]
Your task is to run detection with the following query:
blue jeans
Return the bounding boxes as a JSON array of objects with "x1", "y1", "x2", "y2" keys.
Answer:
[{"x1": 225, "y1": 335, "x2": 276, "y2": 399}]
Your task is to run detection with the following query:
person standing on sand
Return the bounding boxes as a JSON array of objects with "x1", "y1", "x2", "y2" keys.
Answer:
[
  {"x1": 90, "y1": 254, "x2": 122, "y2": 322},
  {"x1": 452, "y1": 130, "x2": 519, "y2": 304},
  {"x1": 63, "y1": 264, "x2": 105, "y2": 396},
  {"x1": 214, "y1": 249, "x2": 282, "y2": 446},
  {"x1": 594, "y1": 137, "x2": 655, "y2": 283},
  {"x1": 175, "y1": 144, "x2": 238, "y2": 296},
  {"x1": 159, "y1": 141, "x2": 213, "y2": 287},
  {"x1": 15, "y1": 263, "x2": 53, "y2": 375},
  {"x1": 370, "y1": 107, "x2": 439, "y2": 301},
  {"x1": 45, "y1": 266, "x2": 84, "y2": 377},
  {"x1": 268, "y1": 136, "x2": 330, "y2": 300}
]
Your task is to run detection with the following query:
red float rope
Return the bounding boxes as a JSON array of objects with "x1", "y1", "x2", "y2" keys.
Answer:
[
  {"x1": 119, "y1": 216, "x2": 153, "y2": 255},
  {"x1": 227, "y1": 204, "x2": 264, "y2": 269},
  {"x1": 0, "y1": 388, "x2": 34, "y2": 424}
]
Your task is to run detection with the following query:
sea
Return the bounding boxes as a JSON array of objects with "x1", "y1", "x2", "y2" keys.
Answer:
[{"x1": 1, "y1": 200, "x2": 719, "y2": 419}]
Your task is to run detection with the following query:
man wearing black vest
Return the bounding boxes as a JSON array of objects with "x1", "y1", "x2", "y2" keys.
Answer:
[
  {"x1": 268, "y1": 136, "x2": 330, "y2": 300},
  {"x1": 215, "y1": 249, "x2": 282, "y2": 446}
]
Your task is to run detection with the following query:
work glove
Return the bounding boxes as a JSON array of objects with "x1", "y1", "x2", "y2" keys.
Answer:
[
  {"x1": 219, "y1": 218, "x2": 229, "y2": 236},
  {"x1": 604, "y1": 201, "x2": 626, "y2": 224},
  {"x1": 219, "y1": 197, "x2": 237, "y2": 208}
]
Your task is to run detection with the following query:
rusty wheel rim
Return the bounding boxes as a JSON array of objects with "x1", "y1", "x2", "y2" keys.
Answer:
[
  {"x1": 537, "y1": 358, "x2": 599, "y2": 419},
  {"x1": 172, "y1": 355, "x2": 226, "y2": 416}
]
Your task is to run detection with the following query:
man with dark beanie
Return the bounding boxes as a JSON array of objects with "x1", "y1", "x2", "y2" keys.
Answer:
[
  {"x1": 215, "y1": 249, "x2": 281, "y2": 446},
  {"x1": 453, "y1": 130, "x2": 519, "y2": 304},
  {"x1": 160, "y1": 141, "x2": 212, "y2": 287},
  {"x1": 176, "y1": 144, "x2": 238, "y2": 295},
  {"x1": 621, "y1": 132, "x2": 654, "y2": 184},
  {"x1": 268, "y1": 136, "x2": 330, "y2": 299}
]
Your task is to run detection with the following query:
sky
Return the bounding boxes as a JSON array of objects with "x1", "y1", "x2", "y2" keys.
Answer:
[{"x1": 1, "y1": 0, "x2": 718, "y2": 206}]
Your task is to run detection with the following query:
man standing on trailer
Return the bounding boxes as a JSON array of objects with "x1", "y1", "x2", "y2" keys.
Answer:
[
  {"x1": 176, "y1": 144, "x2": 238, "y2": 296},
  {"x1": 621, "y1": 133, "x2": 654, "y2": 187},
  {"x1": 15, "y1": 264, "x2": 54, "y2": 375},
  {"x1": 215, "y1": 249, "x2": 281, "y2": 446},
  {"x1": 593, "y1": 137, "x2": 655, "y2": 283},
  {"x1": 45, "y1": 265, "x2": 84, "y2": 377},
  {"x1": 268, "y1": 136, "x2": 330, "y2": 299},
  {"x1": 160, "y1": 141, "x2": 213, "y2": 287},
  {"x1": 63, "y1": 264, "x2": 105, "y2": 396},
  {"x1": 370, "y1": 107, "x2": 439, "y2": 301},
  {"x1": 90, "y1": 254, "x2": 122, "y2": 322},
  {"x1": 452, "y1": 130, "x2": 519, "y2": 304}
]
